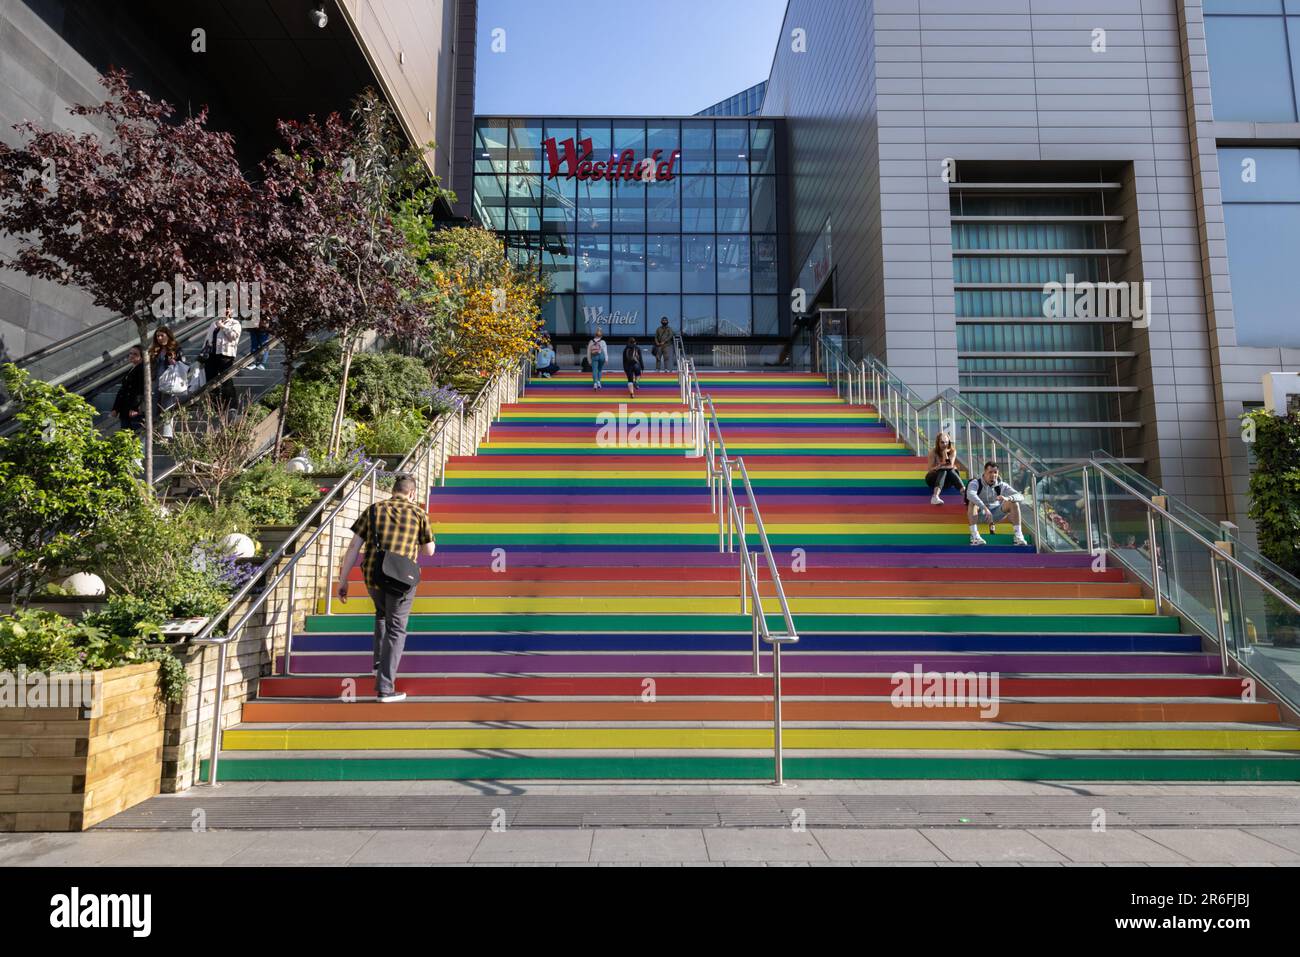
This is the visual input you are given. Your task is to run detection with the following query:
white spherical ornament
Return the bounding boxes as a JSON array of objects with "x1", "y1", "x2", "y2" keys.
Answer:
[
  {"x1": 286, "y1": 456, "x2": 314, "y2": 473},
  {"x1": 220, "y1": 533, "x2": 256, "y2": 558},
  {"x1": 61, "y1": 572, "x2": 106, "y2": 597}
]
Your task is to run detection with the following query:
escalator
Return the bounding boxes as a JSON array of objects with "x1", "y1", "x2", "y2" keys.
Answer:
[{"x1": 1, "y1": 312, "x2": 295, "y2": 481}]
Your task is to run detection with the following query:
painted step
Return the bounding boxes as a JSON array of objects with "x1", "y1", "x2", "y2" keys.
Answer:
[
  {"x1": 239, "y1": 699, "x2": 1281, "y2": 724},
  {"x1": 289, "y1": 631, "x2": 1201, "y2": 653},
  {"x1": 352, "y1": 564, "x2": 1131, "y2": 583},
  {"x1": 304, "y1": 612, "x2": 1178, "y2": 633},
  {"x1": 257, "y1": 674, "x2": 1253, "y2": 699},
  {"x1": 281, "y1": 651, "x2": 1221, "y2": 676},
  {"x1": 219, "y1": 726, "x2": 1300, "y2": 752},
  {"x1": 198, "y1": 754, "x2": 1300, "y2": 783}
]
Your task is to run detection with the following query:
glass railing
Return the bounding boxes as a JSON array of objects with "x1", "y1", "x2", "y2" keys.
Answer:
[{"x1": 813, "y1": 334, "x2": 1300, "y2": 713}]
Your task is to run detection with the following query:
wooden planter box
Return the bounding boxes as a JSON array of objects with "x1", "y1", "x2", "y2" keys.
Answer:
[{"x1": 0, "y1": 662, "x2": 164, "y2": 832}]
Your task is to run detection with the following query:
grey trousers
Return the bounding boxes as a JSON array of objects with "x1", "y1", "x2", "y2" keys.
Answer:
[{"x1": 369, "y1": 584, "x2": 416, "y2": 695}]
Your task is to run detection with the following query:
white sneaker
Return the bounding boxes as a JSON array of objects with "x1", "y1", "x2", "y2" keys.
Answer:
[
  {"x1": 1012, "y1": 534, "x2": 1028, "y2": 547},
  {"x1": 930, "y1": 492, "x2": 942, "y2": 506},
  {"x1": 377, "y1": 691, "x2": 407, "y2": 703},
  {"x1": 970, "y1": 533, "x2": 987, "y2": 546}
]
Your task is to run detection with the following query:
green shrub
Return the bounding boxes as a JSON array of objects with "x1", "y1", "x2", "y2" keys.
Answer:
[
  {"x1": 346, "y1": 352, "x2": 433, "y2": 420},
  {"x1": 0, "y1": 609, "x2": 186, "y2": 702},
  {"x1": 356, "y1": 408, "x2": 428, "y2": 455},
  {"x1": 0, "y1": 609, "x2": 86, "y2": 672},
  {"x1": 277, "y1": 379, "x2": 355, "y2": 456},
  {"x1": 227, "y1": 461, "x2": 321, "y2": 526}
]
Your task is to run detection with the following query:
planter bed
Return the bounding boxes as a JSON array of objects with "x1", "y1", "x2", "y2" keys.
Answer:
[{"x1": 0, "y1": 662, "x2": 164, "y2": 831}]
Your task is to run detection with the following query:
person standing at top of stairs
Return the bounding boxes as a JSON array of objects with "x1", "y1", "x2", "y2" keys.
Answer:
[
  {"x1": 586, "y1": 329, "x2": 608, "y2": 390},
  {"x1": 334, "y1": 475, "x2": 435, "y2": 704},
  {"x1": 652, "y1": 317, "x2": 674, "y2": 371}
]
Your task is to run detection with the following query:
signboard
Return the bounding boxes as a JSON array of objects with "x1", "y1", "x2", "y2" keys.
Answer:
[{"x1": 544, "y1": 137, "x2": 681, "y2": 183}]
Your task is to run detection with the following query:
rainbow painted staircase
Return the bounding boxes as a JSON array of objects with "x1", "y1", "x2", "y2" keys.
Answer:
[{"x1": 206, "y1": 371, "x2": 1300, "y2": 781}]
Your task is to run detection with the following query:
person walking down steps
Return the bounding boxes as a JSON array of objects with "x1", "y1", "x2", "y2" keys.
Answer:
[
  {"x1": 335, "y1": 474, "x2": 436, "y2": 703},
  {"x1": 587, "y1": 328, "x2": 608, "y2": 390},
  {"x1": 623, "y1": 337, "x2": 644, "y2": 398}
]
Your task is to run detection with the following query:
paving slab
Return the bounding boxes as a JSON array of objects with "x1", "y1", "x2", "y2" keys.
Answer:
[
  {"x1": 1028, "y1": 829, "x2": 1188, "y2": 863},
  {"x1": 921, "y1": 828, "x2": 1066, "y2": 863},
  {"x1": 703, "y1": 828, "x2": 828, "y2": 862},
  {"x1": 1135, "y1": 828, "x2": 1300, "y2": 863},
  {"x1": 589, "y1": 828, "x2": 710, "y2": 862},
  {"x1": 811, "y1": 828, "x2": 943, "y2": 862}
]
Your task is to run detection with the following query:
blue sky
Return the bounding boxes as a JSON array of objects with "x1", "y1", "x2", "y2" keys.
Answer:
[{"x1": 474, "y1": 0, "x2": 789, "y2": 115}]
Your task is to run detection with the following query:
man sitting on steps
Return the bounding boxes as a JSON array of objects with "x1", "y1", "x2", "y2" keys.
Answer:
[{"x1": 966, "y1": 461, "x2": 1028, "y2": 547}]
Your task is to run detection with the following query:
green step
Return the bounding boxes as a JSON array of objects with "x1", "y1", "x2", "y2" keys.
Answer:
[
  {"x1": 304, "y1": 612, "x2": 1183, "y2": 634},
  {"x1": 202, "y1": 755, "x2": 1300, "y2": 783}
]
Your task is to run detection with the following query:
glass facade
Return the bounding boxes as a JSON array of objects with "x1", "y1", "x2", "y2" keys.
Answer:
[
  {"x1": 473, "y1": 116, "x2": 787, "y2": 341},
  {"x1": 694, "y1": 81, "x2": 768, "y2": 117},
  {"x1": 1205, "y1": 0, "x2": 1300, "y2": 121}
]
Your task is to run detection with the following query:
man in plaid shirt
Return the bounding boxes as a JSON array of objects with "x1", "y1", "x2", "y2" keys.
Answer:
[{"x1": 336, "y1": 474, "x2": 435, "y2": 702}]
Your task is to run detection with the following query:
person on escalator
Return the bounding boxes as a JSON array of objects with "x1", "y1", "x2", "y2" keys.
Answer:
[
  {"x1": 110, "y1": 345, "x2": 146, "y2": 432},
  {"x1": 201, "y1": 306, "x2": 242, "y2": 407},
  {"x1": 150, "y1": 326, "x2": 187, "y2": 436},
  {"x1": 966, "y1": 462, "x2": 1027, "y2": 547}
]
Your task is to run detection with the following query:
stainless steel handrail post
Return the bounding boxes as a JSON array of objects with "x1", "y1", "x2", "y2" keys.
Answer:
[
  {"x1": 206, "y1": 639, "x2": 229, "y2": 785},
  {"x1": 1211, "y1": 546, "x2": 1231, "y2": 675},
  {"x1": 1081, "y1": 465, "x2": 1095, "y2": 552},
  {"x1": 283, "y1": 563, "x2": 297, "y2": 676},
  {"x1": 1146, "y1": 503, "x2": 1162, "y2": 613}
]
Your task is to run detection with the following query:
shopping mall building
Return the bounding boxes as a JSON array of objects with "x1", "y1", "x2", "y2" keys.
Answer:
[
  {"x1": 2, "y1": 0, "x2": 1297, "y2": 531},
  {"x1": 469, "y1": 0, "x2": 1300, "y2": 534}
]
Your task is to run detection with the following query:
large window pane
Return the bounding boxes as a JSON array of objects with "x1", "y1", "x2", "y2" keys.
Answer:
[
  {"x1": 715, "y1": 121, "x2": 748, "y2": 174},
  {"x1": 579, "y1": 121, "x2": 612, "y2": 166},
  {"x1": 682, "y1": 177, "x2": 714, "y2": 232},
  {"x1": 505, "y1": 233, "x2": 539, "y2": 275},
  {"x1": 543, "y1": 295, "x2": 576, "y2": 336},
  {"x1": 716, "y1": 175, "x2": 750, "y2": 232},
  {"x1": 611, "y1": 179, "x2": 645, "y2": 229},
  {"x1": 753, "y1": 296, "x2": 780, "y2": 336},
  {"x1": 576, "y1": 235, "x2": 611, "y2": 293},
  {"x1": 541, "y1": 233, "x2": 575, "y2": 295},
  {"x1": 683, "y1": 235, "x2": 716, "y2": 293},
  {"x1": 752, "y1": 235, "x2": 779, "y2": 293},
  {"x1": 473, "y1": 173, "x2": 507, "y2": 230},
  {"x1": 508, "y1": 175, "x2": 540, "y2": 230},
  {"x1": 751, "y1": 176, "x2": 778, "y2": 232},
  {"x1": 647, "y1": 176, "x2": 681, "y2": 228},
  {"x1": 1220, "y1": 147, "x2": 1300, "y2": 202},
  {"x1": 1223, "y1": 203, "x2": 1300, "y2": 346},
  {"x1": 1206, "y1": 16, "x2": 1297, "y2": 121},
  {"x1": 508, "y1": 119, "x2": 543, "y2": 173},
  {"x1": 647, "y1": 122, "x2": 680, "y2": 174},
  {"x1": 647, "y1": 295, "x2": 682, "y2": 333},
  {"x1": 646, "y1": 235, "x2": 681, "y2": 293},
  {"x1": 611, "y1": 236, "x2": 645, "y2": 293},
  {"x1": 542, "y1": 175, "x2": 576, "y2": 231},
  {"x1": 717, "y1": 296, "x2": 752, "y2": 336},
  {"x1": 681, "y1": 121, "x2": 714, "y2": 173},
  {"x1": 610, "y1": 294, "x2": 647, "y2": 337},
  {"x1": 717, "y1": 235, "x2": 750, "y2": 293},
  {"x1": 682, "y1": 295, "x2": 717, "y2": 336},
  {"x1": 750, "y1": 120, "x2": 777, "y2": 175},
  {"x1": 475, "y1": 119, "x2": 509, "y2": 174},
  {"x1": 577, "y1": 294, "x2": 611, "y2": 336},
  {"x1": 577, "y1": 177, "x2": 611, "y2": 232},
  {"x1": 614, "y1": 121, "x2": 646, "y2": 158}
]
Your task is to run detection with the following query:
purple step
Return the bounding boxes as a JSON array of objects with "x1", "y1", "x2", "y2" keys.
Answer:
[{"x1": 285, "y1": 651, "x2": 1220, "y2": 676}]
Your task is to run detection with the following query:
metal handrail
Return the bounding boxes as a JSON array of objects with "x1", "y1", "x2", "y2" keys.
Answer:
[
  {"x1": 12, "y1": 313, "x2": 134, "y2": 368},
  {"x1": 192, "y1": 357, "x2": 528, "y2": 785},
  {"x1": 679, "y1": 360, "x2": 799, "y2": 785}
]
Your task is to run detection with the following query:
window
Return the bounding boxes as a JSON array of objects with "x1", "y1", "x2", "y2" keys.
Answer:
[
  {"x1": 1205, "y1": 10, "x2": 1300, "y2": 121},
  {"x1": 1221, "y1": 147, "x2": 1300, "y2": 347},
  {"x1": 682, "y1": 236, "x2": 716, "y2": 294}
]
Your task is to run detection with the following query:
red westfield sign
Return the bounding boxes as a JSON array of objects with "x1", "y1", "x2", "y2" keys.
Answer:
[{"x1": 543, "y1": 136, "x2": 681, "y2": 183}]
